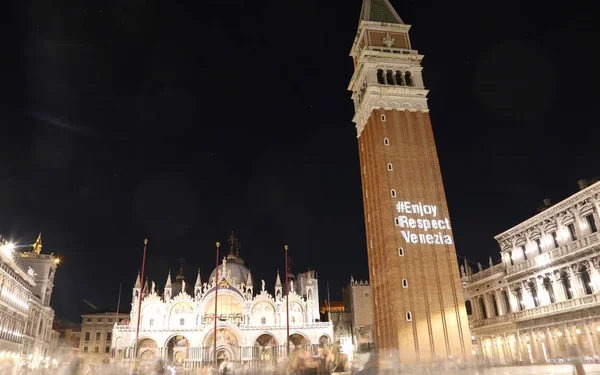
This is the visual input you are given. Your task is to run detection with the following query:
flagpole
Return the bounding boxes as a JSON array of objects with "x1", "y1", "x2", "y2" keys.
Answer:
[
  {"x1": 214, "y1": 241, "x2": 221, "y2": 366},
  {"x1": 133, "y1": 239, "x2": 148, "y2": 365},
  {"x1": 113, "y1": 282, "x2": 122, "y2": 358},
  {"x1": 327, "y1": 282, "x2": 331, "y2": 322},
  {"x1": 285, "y1": 244, "x2": 290, "y2": 357},
  {"x1": 116, "y1": 282, "x2": 122, "y2": 321}
]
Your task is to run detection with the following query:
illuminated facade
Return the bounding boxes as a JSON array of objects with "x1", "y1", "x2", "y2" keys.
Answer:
[
  {"x1": 80, "y1": 312, "x2": 128, "y2": 365},
  {"x1": 464, "y1": 180, "x2": 600, "y2": 364},
  {"x1": 324, "y1": 277, "x2": 375, "y2": 363},
  {"x1": 19, "y1": 234, "x2": 61, "y2": 369},
  {"x1": 0, "y1": 237, "x2": 35, "y2": 372},
  {"x1": 349, "y1": 0, "x2": 471, "y2": 364},
  {"x1": 112, "y1": 238, "x2": 333, "y2": 368}
]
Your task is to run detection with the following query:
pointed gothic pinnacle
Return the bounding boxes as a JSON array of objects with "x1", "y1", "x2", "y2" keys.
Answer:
[
  {"x1": 165, "y1": 270, "x2": 172, "y2": 287},
  {"x1": 195, "y1": 269, "x2": 202, "y2": 286},
  {"x1": 275, "y1": 271, "x2": 282, "y2": 287},
  {"x1": 134, "y1": 271, "x2": 141, "y2": 288}
]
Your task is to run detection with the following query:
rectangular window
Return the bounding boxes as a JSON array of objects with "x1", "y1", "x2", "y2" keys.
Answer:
[
  {"x1": 105, "y1": 347, "x2": 111, "y2": 353},
  {"x1": 98, "y1": 318, "x2": 103, "y2": 322},
  {"x1": 551, "y1": 232, "x2": 559, "y2": 248},
  {"x1": 94, "y1": 347, "x2": 99, "y2": 353},
  {"x1": 567, "y1": 223, "x2": 577, "y2": 241},
  {"x1": 95, "y1": 332, "x2": 101, "y2": 341},
  {"x1": 521, "y1": 245, "x2": 527, "y2": 260},
  {"x1": 586, "y1": 215, "x2": 598, "y2": 233},
  {"x1": 84, "y1": 332, "x2": 90, "y2": 341},
  {"x1": 83, "y1": 347, "x2": 88, "y2": 353},
  {"x1": 535, "y1": 239, "x2": 542, "y2": 254},
  {"x1": 106, "y1": 332, "x2": 112, "y2": 341}
]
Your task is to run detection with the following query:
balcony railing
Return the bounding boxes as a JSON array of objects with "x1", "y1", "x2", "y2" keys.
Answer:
[
  {"x1": 470, "y1": 264, "x2": 506, "y2": 283},
  {"x1": 506, "y1": 232, "x2": 600, "y2": 276},
  {"x1": 471, "y1": 291, "x2": 600, "y2": 329},
  {"x1": 114, "y1": 321, "x2": 331, "y2": 333}
]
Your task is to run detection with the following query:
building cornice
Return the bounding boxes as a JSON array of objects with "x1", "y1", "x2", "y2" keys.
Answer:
[
  {"x1": 495, "y1": 182, "x2": 600, "y2": 242},
  {"x1": 353, "y1": 88, "x2": 429, "y2": 137}
]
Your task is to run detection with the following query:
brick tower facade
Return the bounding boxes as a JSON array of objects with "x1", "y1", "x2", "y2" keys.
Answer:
[{"x1": 348, "y1": 0, "x2": 472, "y2": 364}]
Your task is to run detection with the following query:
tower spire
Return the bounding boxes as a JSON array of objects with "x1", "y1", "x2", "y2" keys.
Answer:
[
  {"x1": 176, "y1": 258, "x2": 185, "y2": 281},
  {"x1": 359, "y1": 0, "x2": 404, "y2": 24},
  {"x1": 227, "y1": 231, "x2": 240, "y2": 256},
  {"x1": 32, "y1": 232, "x2": 43, "y2": 254}
]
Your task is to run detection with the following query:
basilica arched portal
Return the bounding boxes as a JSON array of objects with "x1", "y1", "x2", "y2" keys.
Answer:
[
  {"x1": 166, "y1": 335, "x2": 190, "y2": 365},
  {"x1": 136, "y1": 338, "x2": 158, "y2": 360},
  {"x1": 255, "y1": 333, "x2": 278, "y2": 361}
]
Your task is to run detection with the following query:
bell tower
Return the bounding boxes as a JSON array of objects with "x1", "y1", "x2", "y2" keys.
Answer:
[{"x1": 349, "y1": 0, "x2": 472, "y2": 364}]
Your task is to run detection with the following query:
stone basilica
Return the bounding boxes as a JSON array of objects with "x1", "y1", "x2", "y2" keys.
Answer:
[{"x1": 111, "y1": 236, "x2": 333, "y2": 368}]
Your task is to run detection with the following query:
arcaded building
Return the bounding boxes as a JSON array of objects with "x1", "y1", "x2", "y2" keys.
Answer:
[
  {"x1": 112, "y1": 237, "x2": 332, "y2": 368},
  {"x1": 349, "y1": 0, "x2": 471, "y2": 364},
  {"x1": 463, "y1": 179, "x2": 600, "y2": 364}
]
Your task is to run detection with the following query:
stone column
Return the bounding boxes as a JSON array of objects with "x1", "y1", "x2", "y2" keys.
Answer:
[
  {"x1": 483, "y1": 295, "x2": 493, "y2": 319},
  {"x1": 564, "y1": 326, "x2": 574, "y2": 346},
  {"x1": 530, "y1": 331, "x2": 541, "y2": 363},
  {"x1": 515, "y1": 332, "x2": 524, "y2": 363},
  {"x1": 495, "y1": 290, "x2": 505, "y2": 315},
  {"x1": 523, "y1": 283, "x2": 536, "y2": 309},
  {"x1": 569, "y1": 267, "x2": 584, "y2": 297},
  {"x1": 546, "y1": 329, "x2": 557, "y2": 359},
  {"x1": 584, "y1": 325, "x2": 597, "y2": 357},
  {"x1": 556, "y1": 273, "x2": 568, "y2": 301}
]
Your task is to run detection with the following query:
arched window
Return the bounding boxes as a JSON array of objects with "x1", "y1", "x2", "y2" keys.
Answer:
[
  {"x1": 491, "y1": 295, "x2": 499, "y2": 316},
  {"x1": 579, "y1": 265, "x2": 594, "y2": 295},
  {"x1": 465, "y1": 300, "x2": 472, "y2": 315},
  {"x1": 386, "y1": 70, "x2": 394, "y2": 85},
  {"x1": 528, "y1": 281, "x2": 539, "y2": 307},
  {"x1": 515, "y1": 289, "x2": 525, "y2": 311},
  {"x1": 543, "y1": 277, "x2": 555, "y2": 303},
  {"x1": 377, "y1": 69, "x2": 385, "y2": 84},
  {"x1": 402, "y1": 278, "x2": 408, "y2": 288},
  {"x1": 291, "y1": 317, "x2": 296, "y2": 323},
  {"x1": 479, "y1": 297, "x2": 487, "y2": 319},
  {"x1": 395, "y1": 71, "x2": 404, "y2": 86},
  {"x1": 387, "y1": 163, "x2": 393, "y2": 171},
  {"x1": 404, "y1": 71, "x2": 413, "y2": 86},
  {"x1": 384, "y1": 138, "x2": 390, "y2": 146},
  {"x1": 149, "y1": 319, "x2": 154, "y2": 326},
  {"x1": 521, "y1": 245, "x2": 527, "y2": 261},
  {"x1": 179, "y1": 318, "x2": 185, "y2": 326},
  {"x1": 561, "y1": 272, "x2": 573, "y2": 300},
  {"x1": 502, "y1": 290, "x2": 511, "y2": 312},
  {"x1": 391, "y1": 189, "x2": 396, "y2": 197},
  {"x1": 406, "y1": 312, "x2": 412, "y2": 322},
  {"x1": 261, "y1": 317, "x2": 266, "y2": 325},
  {"x1": 398, "y1": 248, "x2": 404, "y2": 257}
]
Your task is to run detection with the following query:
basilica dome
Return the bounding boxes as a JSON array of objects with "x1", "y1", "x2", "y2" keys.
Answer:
[{"x1": 209, "y1": 251, "x2": 254, "y2": 287}]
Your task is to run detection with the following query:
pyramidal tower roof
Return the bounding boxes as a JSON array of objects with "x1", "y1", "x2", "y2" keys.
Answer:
[{"x1": 359, "y1": 0, "x2": 404, "y2": 24}]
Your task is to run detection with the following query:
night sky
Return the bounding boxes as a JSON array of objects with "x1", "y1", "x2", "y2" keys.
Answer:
[{"x1": 2, "y1": 0, "x2": 597, "y2": 322}]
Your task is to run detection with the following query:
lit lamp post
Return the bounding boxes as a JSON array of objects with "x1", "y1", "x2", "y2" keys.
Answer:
[
  {"x1": 214, "y1": 241, "x2": 220, "y2": 366},
  {"x1": 132, "y1": 238, "x2": 148, "y2": 370}
]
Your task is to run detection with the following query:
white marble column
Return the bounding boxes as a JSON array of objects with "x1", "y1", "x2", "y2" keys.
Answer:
[
  {"x1": 585, "y1": 325, "x2": 597, "y2": 356},
  {"x1": 536, "y1": 277, "x2": 550, "y2": 306},
  {"x1": 495, "y1": 290, "x2": 505, "y2": 315}
]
